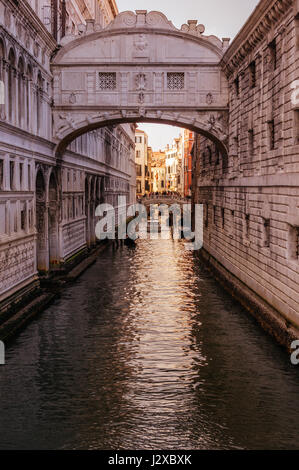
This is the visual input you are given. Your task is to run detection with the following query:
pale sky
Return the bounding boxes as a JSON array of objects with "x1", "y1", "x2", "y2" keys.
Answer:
[{"x1": 117, "y1": 0, "x2": 260, "y2": 151}]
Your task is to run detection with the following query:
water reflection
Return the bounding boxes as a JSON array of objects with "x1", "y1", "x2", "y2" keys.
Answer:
[{"x1": 0, "y1": 239, "x2": 299, "y2": 449}]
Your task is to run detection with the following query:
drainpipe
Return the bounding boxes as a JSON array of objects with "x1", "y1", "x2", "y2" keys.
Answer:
[
  {"x1": 51, "y1": 0, "x2": 58, "y2": 41},
  {"x1": 61, "y1": 0, "x2": 66, "y2": 38}
]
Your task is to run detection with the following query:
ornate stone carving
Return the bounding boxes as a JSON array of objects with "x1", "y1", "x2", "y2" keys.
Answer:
[
  {"x1": 206, "y1": 93, "x2": 213, "y2": 105},
  {"x1": 146, "y1": 11, "x2": 172, "y2": 28},
  {"x1": 107, "y1": 10, "x2": 177, "y2": 31},
  {"x1": 133, "y1": 34, "x2": 149, "y2": 58},
  {"x1": 69, "y1": 93, "x2": 76, "y2": 104},
  {"x1": 111, "y1": 11, "x2": 136, "y2": 28},
  {"x1": 33, "y1": 42, "x2": 40, "y2": 58},
  {"x1": 25, "y1": 33, "x2": 31, "y2": 49},
  {"x1": 55, "y1": 113, "x2": 76, "y2": 132},
  {"x1": 138, "y1": 92, "x2": 145, "y2": 104},
  {"x1": 138, "y1": 107, "x2": 146, "y2": 117},
  {"x1": 136, "y1": 73, "x2": 147, "y2": 91},
  {"x1": 4, "y1": 7, "x2": 11, "y2": 28}
]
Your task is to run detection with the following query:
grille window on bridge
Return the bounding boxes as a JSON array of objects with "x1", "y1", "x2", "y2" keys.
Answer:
[
  {"x1": 98, "y1": 73, "x2": 116, "y2": 90},
  {"x1": 167, "y1": 73, "x2": 184, "y2": 90}
]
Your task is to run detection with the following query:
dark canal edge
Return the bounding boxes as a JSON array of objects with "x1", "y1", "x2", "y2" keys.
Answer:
[{"x1": 197, "y1": 248, "x2": 299, "y2": 353}]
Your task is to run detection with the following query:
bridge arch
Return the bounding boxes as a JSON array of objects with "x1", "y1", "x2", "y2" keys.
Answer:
[{"x1": 51, "y1": 10, "x2": 230, "y2": 159}]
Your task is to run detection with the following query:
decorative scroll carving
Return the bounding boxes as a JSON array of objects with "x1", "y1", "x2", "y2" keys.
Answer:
[{"x1": 107, "y1": 10, "x2": 176, "y2": 31}]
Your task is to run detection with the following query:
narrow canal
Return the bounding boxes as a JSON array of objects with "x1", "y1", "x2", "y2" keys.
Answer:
[{"x1": 1, "y1": 239, "x2": 299, "y2": 450}]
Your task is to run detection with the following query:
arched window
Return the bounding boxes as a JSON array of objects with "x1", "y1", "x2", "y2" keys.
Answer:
[
  {"x1": 17, "y1": 56, "x2": 24, "y2": 127},
  {"x1": 36, "y1": 71, "x2": 43, "y2": 134},
  {"x1": 8, "y1": 48, "x2": 15, "y2": 123},
  {"x1": 0, "y1": 39, "x2": 5, "y2": 117},
  {"x1": 26, "y1": 64, "x2": 32, "y2": 130}
]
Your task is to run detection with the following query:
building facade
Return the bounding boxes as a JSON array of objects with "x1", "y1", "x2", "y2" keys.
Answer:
[
  {"x1": 151, "y1": 150, "x2": 166, "y2": 193},
  {"x1": 182, "y1": 129, "x2": 194, "y2": 197},
  {"x1": 0, "y1": 0, "x2": 135, "y2": 312},
  {"x1": 194, "y1": 0, "x2": 299, "y2": 345},
  {"x1": 165, "y1": 137, "x2": 182, "y2": 193},
  {"x1": 135, "y1": 128, "x2": 149, "y2": 197}
]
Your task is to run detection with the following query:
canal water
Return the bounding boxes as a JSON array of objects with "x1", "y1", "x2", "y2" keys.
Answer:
[{"x1": 1, "y1": 239, "x2": 299, "y2": 450}]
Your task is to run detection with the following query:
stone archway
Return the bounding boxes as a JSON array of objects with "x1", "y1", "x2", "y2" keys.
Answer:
[{"x1": 51, "y1": 10, "x2": 230, "y2": 159}]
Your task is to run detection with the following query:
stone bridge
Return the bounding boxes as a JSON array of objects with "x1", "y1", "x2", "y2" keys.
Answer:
[
  {"x1": 140, "y1": 195, "x2": 188, "y2": 208},
  {"x1": 51, "y1": 10, "x2": 230, "y2": 160}
]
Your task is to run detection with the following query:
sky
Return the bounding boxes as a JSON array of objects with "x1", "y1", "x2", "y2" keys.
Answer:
[{"x1": 116, "y1": 0, "x2": 260, "y2": 151}]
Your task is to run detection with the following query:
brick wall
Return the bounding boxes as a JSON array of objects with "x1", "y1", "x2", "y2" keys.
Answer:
[{"x1": 194, "y1": 0, "x2": 299, "y2": 329}]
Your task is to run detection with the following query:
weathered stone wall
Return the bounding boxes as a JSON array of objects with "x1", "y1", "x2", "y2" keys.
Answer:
[{"x1": 195, "y1": 0, "x2": 299, "y2": 339}]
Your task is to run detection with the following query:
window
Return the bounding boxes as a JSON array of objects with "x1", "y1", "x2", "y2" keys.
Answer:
[
  {"x1": 269, "y1": 39, "x2": 277, "y2": 70},
  {"x1": 28, "y1": 165, "x2": 31, "y2": 191},
  {"x1": 245, "y1": 214, "x2": 250, "y2": 240},
  {"x1": 10, "y1": 161, "x2": 15, "y2": 190},
  {"x1": 234, "y1": 76, "x2": 240, "y2": 97},
  {"x1": 136, "y1": 150, "x2": 141, "y2": 158},
  {"x1": 288, "y1": 225, "x2": 299, "y2": 260},
  {"x1": 234, "y1": 136, "x2": 239, "y2": 156},
  {"x1": 0, "y1": 159, "x2": 3, "y2": 190},
  {"x1": 21, "y1": 205, "x2": 26, "y2": 231},
  {"x1": 248, "y1": 129, "x2": 254, "y2": 156},
  {"x1": 249, "y1": 61, "x2": 256, "y2": 89},
  {"x1": 136, "y1": 164, "x2": 142, "y2": 176},
  {"x1": 221, "y1": 208, "x2": 225, "y2": 229},
  {"x1": 207, "y1": 146, "x2": 212, "y2": 165},
  {"x1": 167, "y1": 72, "x2": 184, "y2": 90},
  {"x1": 98, "y1": 72, "x2": 116, "y2": 90},
  {"x1": 20, "y1": 162, "x2": 24, "y2": 189},
  {"x1": 268, "y1": 119, "x2": 275, "y2": 150},
  {"x1": 263, "y1": 218, "x2": 270, "y2": 247}
]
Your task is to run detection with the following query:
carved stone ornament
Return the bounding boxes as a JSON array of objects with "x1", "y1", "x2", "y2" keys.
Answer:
[
  {"x1": 33, "y1": 42, "x2": 40, "y2": 58},
  {"x1": 4, "y1": 7, "x2": 11, "y2": 28},
  {"x1": 25, "y1": 33, "x2": 30, "y2": 49},
  {"x1": 56, "y1": 113, "x2": 75, "y2": 132},
  {"x1": 133, "y1": 34, "x2": 149, "y2": 58},
  {"x1": 206, "y1": 93, "x2": 213, "y2": 105},
  {"x1": 69, "y1": 93, "x2": 76, "y2": 104},
  {"x1": 136, "y1": 73, "x2": 147, "y2": 91},
  {"x1": 138, "y1": 92, "x2": 145, "y2": 104}
]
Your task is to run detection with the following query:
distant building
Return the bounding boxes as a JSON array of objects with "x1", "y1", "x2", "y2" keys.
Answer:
[
  {"x1": 135, "y1": 129, "x2": 149, "y2": 196},
  {"x1": 182, "y1": 129, "x2": 195, "y2": 197},
  {"x1": 151, "y1": 151, "x2": 166, "y2": 193},
  {"x1": 165, "y1": 137, "x2": 182, "y2": 193}
]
